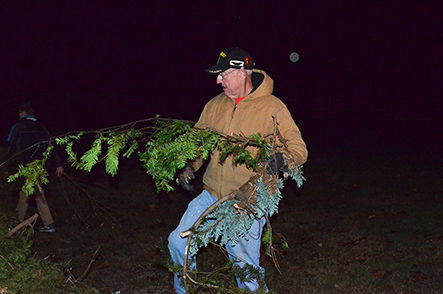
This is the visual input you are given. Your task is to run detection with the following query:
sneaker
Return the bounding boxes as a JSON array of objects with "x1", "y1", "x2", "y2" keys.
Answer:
[{"x1": 39, "y1": 224, "x2": 55, "y2": 233}]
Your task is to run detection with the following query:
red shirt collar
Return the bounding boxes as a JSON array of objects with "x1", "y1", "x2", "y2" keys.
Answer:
[{"x1": 235, "y1": 96, "x2": 245, "y2": 105}]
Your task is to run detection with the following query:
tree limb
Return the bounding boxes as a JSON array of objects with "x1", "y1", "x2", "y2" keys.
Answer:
[
  {"x1": 6, "y1": 213, "x2": 38, "y2": 238},
  {"x1": 74, "y1": 246, "x2": 101, "y2": 283}
]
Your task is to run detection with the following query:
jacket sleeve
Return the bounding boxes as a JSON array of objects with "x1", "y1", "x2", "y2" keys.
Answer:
[
  {"x1": 41, "y1": 123, "x2": 63, "y2": 168},
  {"x1": 275, "y1": 105, "x2": 308, "y2": 167},
  {"x1": 190, "y1": 103, "x2": 211, "y2": 172},
  {"x1": 50, "y1": 150, "x2": 63, "y2": 168},
  {"x1": 39, "y1": 122, "x2": 51, "y2": 142},
  {"x1": 6, "y1": 123, "x2": 22, "y2": 156}
]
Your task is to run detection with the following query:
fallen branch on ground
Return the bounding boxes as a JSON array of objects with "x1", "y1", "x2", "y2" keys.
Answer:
[
  {"x1": 6, "y1": 213, "x2": 38, "y2": 238},
  {"x1": 74, "y1": 246, "x2": 101, "y2": 283},
  {"x1": 62, "y1": 173, "x2": 118, "y2": 223}
]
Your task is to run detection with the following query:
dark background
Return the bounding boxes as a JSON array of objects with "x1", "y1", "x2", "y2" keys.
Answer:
[{"x1": 1, "y1": 1, "x2": 441, "y2": 152}]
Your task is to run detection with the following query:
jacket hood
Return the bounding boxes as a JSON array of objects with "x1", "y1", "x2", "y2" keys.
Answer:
[
  {"x1": 215, "y1": 69, "x2": 274, "y2": 103},
  {"x1": 248, "y1": 69, "x2": 274, "y2": 99}
]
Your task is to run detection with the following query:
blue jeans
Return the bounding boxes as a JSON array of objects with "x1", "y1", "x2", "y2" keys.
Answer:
[{"x1": 168, "y1": 190, "x2": 268, "y2": 293}]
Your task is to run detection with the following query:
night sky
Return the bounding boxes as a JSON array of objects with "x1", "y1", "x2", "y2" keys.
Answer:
[{"x1": 1, "y1": 1, "x2": 441, "y2": 151}]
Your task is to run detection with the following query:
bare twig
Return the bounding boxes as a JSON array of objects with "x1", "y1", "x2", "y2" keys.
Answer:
[
  {"x1": 255, "y1": 205, "x2": 282, "y2": 275},
  {"x1": 74, "y1": 246, "x2": 101, "y2": 283},
  {"x1": 185, "y1": 272, "x2": 219, "y2": 290},
  {"x1": 180, "y1": 193, "x2": 235, "y2": 281},
  {"x1": 62, "y1": 173, "x2": 118, "y2": 222},
  {"x1": 59, "y1": 175, "x2": 91, "y2": 225}
]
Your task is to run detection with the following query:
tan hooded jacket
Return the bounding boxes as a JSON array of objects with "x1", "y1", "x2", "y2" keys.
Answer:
[{"x1": 193, "y1": 69, "x2": 308, "y2": 199}]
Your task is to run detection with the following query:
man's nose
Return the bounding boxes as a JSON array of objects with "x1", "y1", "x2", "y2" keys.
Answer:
[{"x1": 216, "y1": 75, "x2": 223, "y2": 84}]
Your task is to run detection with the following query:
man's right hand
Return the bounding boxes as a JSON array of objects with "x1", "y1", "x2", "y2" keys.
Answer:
[{"x1": 176, "y1": 165, "x2": 195, "y2": 191}]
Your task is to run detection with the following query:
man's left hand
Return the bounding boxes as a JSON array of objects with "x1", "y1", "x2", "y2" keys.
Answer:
[{"x1": 55, "y1": 166, "x2": 64, "y2": 177}]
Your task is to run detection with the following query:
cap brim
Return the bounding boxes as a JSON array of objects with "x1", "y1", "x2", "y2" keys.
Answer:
[{"x1": 205, "y1": 64, "x2": 229, "y2": 75}]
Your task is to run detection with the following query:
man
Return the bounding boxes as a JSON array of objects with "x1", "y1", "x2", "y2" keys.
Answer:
[
  {"x1": 168, "y1": 48, "x2": 308, "y2": 292},
  {"x1": 7, "y1": 101, "x2": 63, "y2": 233}
]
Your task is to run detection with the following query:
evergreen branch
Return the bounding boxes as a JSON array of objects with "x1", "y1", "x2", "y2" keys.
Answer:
[
  {"x1": 4, "y1": 115, "x2": 305, "y2": 290},
  {"x1": 80, "y1": 135, "x2": 103, "y2": 172}
]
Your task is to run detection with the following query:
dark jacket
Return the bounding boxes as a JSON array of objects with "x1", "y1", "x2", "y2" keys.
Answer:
[{"x1": 7, "y1": 116, "x2": 61, "y2": 166}]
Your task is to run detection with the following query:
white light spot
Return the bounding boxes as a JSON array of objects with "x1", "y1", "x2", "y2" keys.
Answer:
[{"x1": 289, "y1": 52, "x2": 300, "y2": 63}]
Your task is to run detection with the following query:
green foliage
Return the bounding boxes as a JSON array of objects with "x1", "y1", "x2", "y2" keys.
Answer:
[
  {"x1": 2, "y1": 116, "x2": 307, "y2": 292},
  {"x1": 80, "y1": 135, "x2": 103, "y2": 172},
  {"x1": 8, "y1": 128, "x2": 142, "y2": 191},
  {"x1": 187, "y1": 171, "x2": 303, "y2": 259},
  {"x1": 262, "y1": 228, "x2": 289, "y2": 259},
  {"x1": 139, "y1": 120, "x2": 221, "y2": 192},
  {"x1": 105, "y1": 133, "x2": 125, "y2": 176},
  {"x1": 254, "y1": 177, "x2": 284, "y2": 218},
  {"x1": 7, "y1": 160, "x2": 49, "y2": 196},
  {"x1": 288, "y1": 165, "x2": 306, "y2": 188},
  {"x1": 138, "y1": 120, "x2": 275, "y2": 192},
  {"x1": 70, "y1": 131, "x2": 141, "y2": 177},
  {"x1": 122, "y1": 129, "x2": 140, "y2": 158},
  {"x1": 189, "y1": 200, "x2": 254, "y2": 256},
  {"x1": 0, "y1": 217, "x2": 33, "y2": 266},
  {"x1": 217, "y1": 132, "x2": 269, "y2": 171},
  {"x1": 232, "y1": 263, "x2": 267, "y2": 289},
  {"x1": 55, "y1": 132, "x2": 84, "y2": 144},
  {"x1": 7, "y1": 117, "x2": 283, "y2": 196}
]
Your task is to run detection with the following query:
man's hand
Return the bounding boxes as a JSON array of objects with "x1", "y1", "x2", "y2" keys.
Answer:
[
  {"x1": 55, "y1": 166, "x2": 64, "y2": 177},
  {"x1": 265, "y1": 153, "x2": 286, "y2": 175},
  {"x1": 176, "y1": 165, "x2": 195, "y2": 191}
]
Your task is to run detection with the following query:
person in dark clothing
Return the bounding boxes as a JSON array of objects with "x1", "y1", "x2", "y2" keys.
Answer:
[{"x1": 6, "y1": 101, "x2": 63, "y2": 233}]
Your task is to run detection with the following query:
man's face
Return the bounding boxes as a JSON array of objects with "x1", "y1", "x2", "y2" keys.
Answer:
[{"x1": 216, "y1": 68, "x2": 245, "y2": 99}]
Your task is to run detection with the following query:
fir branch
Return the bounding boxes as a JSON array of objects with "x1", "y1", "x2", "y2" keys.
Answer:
[
  {"x1": 80, "y1": 135, "x2": 103, "y2": 172},
  {"x1": 4, "y1": 116, "x2": 306, "y2": 290}
]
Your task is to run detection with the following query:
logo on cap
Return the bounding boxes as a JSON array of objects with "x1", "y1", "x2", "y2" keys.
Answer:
[
  {"x1": 245, "y1": 56, "x2": 252, "y2": 67},
  {"x1": 229, "y1": 60, "x2": 245, "y2": 67}
]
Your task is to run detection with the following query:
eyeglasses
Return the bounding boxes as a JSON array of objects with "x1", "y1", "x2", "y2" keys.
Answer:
[{"x1": 218, "y1": 69, "x2": 238, "y2": 80}]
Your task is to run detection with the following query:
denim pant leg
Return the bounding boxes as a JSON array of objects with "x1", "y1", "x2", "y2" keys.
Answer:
[
  {"x1": 225, "y1": 216, "x2": 268, "y2": 292},
  {"x1": 168, "y1": 190, "x2": 217, "y2": 294}
]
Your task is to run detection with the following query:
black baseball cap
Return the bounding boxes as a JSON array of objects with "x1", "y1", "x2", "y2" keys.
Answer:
[{"x1": 205, "y1": 47, "x2": 255, "y2": 75}]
